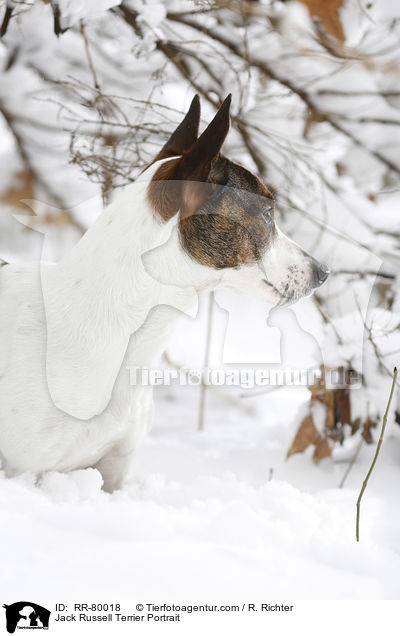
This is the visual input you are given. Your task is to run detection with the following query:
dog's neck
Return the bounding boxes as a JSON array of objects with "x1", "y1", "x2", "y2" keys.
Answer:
[
  {"x1": 60, "y1": 160, "x2": 218, "y2": 315},
  {"x1": 42, "y1": 161, "x2": 218, "y2": 420}
]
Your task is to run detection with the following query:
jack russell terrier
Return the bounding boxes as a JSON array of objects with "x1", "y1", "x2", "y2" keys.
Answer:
[{"x1": 0, "y1": 95, "x2": 328, "y2": 491}]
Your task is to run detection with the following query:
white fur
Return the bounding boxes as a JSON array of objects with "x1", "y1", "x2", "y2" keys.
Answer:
[{"x1": 0, "y1": 160, "x2": 317, "y2": 491}]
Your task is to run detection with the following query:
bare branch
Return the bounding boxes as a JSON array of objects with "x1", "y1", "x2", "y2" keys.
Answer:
[
  {"x1": 51, "y1": 1, "x2": 69, "y2": 37},
  {"x1": 167, "y1": 12, "x2": 400, "y2": 176},
  {"x1": 0, "y1": 2, "x2": 13, "y2": 38}
]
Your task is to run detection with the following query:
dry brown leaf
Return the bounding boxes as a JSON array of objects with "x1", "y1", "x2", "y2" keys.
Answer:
[
  {"x1": 324, "y1": 390, "x2": 336, "y2": 431},
  {"x1": 286, "y1": 413, "x2": 319, "y2": 458},
  {"x1": 336, "y1": 389, "x2": 351, "y2": 426},
  {"x1": 361, "y1": 416, "x2": 376, "y2": 444},
  {"x1": 290, "y1": 366, "x2": 374, "y2": 466},
  {"x1": 299, "y1": 0, "x2": 345, "y2": 42},
  {"x1": 351, "y1": 416, "x2": 361, "y2": 435},
  {"x1": 0, "y1": 171, "x2": 35, "y2": 212},
  {"x1": 336, "y1": 162, "x2": 346, "y2": 176},
  {"x1": 313, "y1": 438, "x2": 332, "y2": 463}
]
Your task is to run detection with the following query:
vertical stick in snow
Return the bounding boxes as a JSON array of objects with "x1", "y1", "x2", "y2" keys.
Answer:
[
  {"x1": 356, "y1": 367, "x2": 398, "y2": 542},
  {"x1": 198, "y1": 291, "x2": 214, "y2": 432}
]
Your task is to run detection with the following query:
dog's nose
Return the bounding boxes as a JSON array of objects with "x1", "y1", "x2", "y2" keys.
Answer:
[{"x1": 314, "y1": 262, "x2": 329, "y2": 286}]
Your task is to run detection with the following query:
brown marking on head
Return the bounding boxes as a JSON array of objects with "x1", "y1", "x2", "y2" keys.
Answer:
[
  {"x1": 179, "y1": 156, "x2": 277, "y2": 269},
  {"x1": 147, "y1": 94, "x2": 277, "y2": 269},
  {"x1": 147, "y1": 157, "x2": 182, "y2": 222},
  {"x1": 147, "y1": 94, "x2": 201, "y2": 221}
]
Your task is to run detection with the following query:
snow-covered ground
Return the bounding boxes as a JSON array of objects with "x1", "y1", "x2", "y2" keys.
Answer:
[{"x1": 2, "y1": 379, "x2": 400, "y2": 600}]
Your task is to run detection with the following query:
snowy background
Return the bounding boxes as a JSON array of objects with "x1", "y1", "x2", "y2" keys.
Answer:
[
  {"x1": 2, "y1": 381, "x2": 400, "y2": 599},
  {"x1": 1, "y1": 0, "x2": 400, "y2": 601}
]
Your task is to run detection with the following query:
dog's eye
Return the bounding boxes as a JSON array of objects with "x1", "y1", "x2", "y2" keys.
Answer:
[{"x1": 262, "y1": 202, "x2": 274, "y2": 220}]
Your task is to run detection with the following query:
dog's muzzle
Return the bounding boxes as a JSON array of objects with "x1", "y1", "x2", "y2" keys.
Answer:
[{"x1": 311, "y1": 260, "x2": 330, "y2": 287}]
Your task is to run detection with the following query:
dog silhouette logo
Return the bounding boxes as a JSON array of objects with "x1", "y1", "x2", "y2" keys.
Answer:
[{"x1": 2, "y1": 602, "x2": 50, "y2": 633}]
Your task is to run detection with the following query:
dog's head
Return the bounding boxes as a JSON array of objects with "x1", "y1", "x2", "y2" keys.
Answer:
[{"x1": 147, "y1": 95, "x2": 328, "y2": 305}]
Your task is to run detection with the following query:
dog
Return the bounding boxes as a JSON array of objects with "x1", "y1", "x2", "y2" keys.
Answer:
[{"x1": 0, "y1": 95, "x2": 328, "y2": 491}]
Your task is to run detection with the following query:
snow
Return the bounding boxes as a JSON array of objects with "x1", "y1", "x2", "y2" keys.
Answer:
[
  {"x1": 2, "y1": 381, "x2": 400, "y2": 600},
  {"x1": 58, "y1": 0, "x2": 122, "y2": 23}
]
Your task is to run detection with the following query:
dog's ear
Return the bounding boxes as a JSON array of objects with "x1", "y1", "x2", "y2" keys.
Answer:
[
  {"x1": 155, "y1": 94, "x2": 200, "y2": 161},
  {"x1": 147, "y1": 95, "x2": 231, "y2": 222},
  {"x1": 180, "y1": 94, "x2": 231, "y2": 182}
]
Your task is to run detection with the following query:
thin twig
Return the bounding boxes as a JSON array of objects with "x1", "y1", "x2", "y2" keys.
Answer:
[
  {"x1": 313, "y1": 293, "x2": 344, "y2": 345},
  {"x1": 0, "y1": 2, "x2": 13, "y2": 38},
  {"x1": 356, "y1": 367, "x2": 397, "y2": 542},
  {"x1": 339, "y1": 402, "x2": 370, "y2": 489},
  {"x1": 315, "y1": 89, "x2": 400, "y2": 98},
  {"x1": 333, "y1": 270, "x2": 395, "y2": 280},
  {"x1": 80, "y1": 21, "x2": 101, "y2": 91},
  {"x1": 51, "y1": 1, "x2": 63, "y2": 37},
  {"x1": 340, "y1": 437, "x2": 364, "y2": 489},
  {"x1": 198, "y1": 291, "x2": 215, "y2": 431}
]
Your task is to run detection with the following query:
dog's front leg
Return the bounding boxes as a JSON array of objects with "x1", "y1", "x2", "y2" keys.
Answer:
[
  {"x1": 94, "y1": 390, "x2": 155, "y2": 492},
  {"x1": 93, "y1": 442, "x2": 135, "y2": 493}
]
